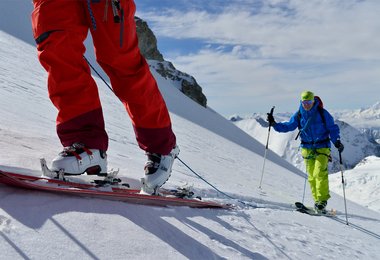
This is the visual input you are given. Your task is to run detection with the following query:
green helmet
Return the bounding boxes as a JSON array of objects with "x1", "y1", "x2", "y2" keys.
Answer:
[{"x1": 301, "y1": 90, "x2": 314, "y2": 101}]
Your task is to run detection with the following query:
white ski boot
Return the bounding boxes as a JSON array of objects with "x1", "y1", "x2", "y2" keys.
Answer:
[
  {"x1": 140, "y1": 145, "x2": 180, "y2": 195},
  {"x1": 51, "y1": 143, "x2": 107, "y2": 175}
]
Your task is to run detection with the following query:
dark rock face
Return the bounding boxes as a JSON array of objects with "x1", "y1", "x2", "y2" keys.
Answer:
[
  {"x1": 135, "y1": 17, "x2": 164, "y2": 62},
  {"x1": 135, "y1": 17, "x2": 207, "y2": 107}
]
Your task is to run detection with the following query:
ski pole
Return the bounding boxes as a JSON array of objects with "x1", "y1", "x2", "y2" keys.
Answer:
[
  {"x1": 339, "y1": 151, "x2": 349, "y2": 225},
  {"x1": 259, "y1": 106, "x2": 275, "y2": 189},
  {"x1": 301, "y1": 174, "x2": 307, "y2": 204},
  {"x1": 84, "y1": 56, "x2": 115, "y2": 94}
]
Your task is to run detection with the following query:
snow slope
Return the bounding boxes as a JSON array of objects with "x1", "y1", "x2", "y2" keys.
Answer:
[
  {"x1": 330, "y1": 156, "x2": 380, "y2": 213},
  {"x1": 1, "y1": 31, "x2": 380, "y2": 259}
]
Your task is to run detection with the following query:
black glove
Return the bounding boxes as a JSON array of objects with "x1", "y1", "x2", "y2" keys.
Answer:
[
  {"x1": 334, "y1": 140, "x2": 344, "y2": 153},
  {"x1": 267, "y1": 113, "x2": 276, "y2": 127}
]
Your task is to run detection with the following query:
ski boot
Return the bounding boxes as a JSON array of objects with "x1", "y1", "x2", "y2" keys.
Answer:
[
  {"x1": 51, "y1": 143, "x2": 107, "y2": 176},
  {"x1": 140, "y1": 145, "x2": 180, "y2": 195},
  {"x1": 314, "y1": 201, "x2": 328, "y2": 214}
]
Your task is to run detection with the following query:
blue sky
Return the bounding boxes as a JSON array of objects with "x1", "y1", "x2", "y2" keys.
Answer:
[
  {"x1": 0, "y1": 0, "x2": 379, "y2": 115},
  {"x1": 135, "y1": 0, "x2": 380, "y2": 115}
]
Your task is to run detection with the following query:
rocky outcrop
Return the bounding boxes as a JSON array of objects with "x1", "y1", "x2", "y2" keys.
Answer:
[
  {"x1": 135, "y1": 17, "x2": 164, "y2": 62},
  {"x1": 135, "y1": 17, "x2": 207, "y2": 107}
]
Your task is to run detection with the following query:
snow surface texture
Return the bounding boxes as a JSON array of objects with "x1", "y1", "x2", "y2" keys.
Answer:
[
  {"x1": 330, "y1": 156, "x2": 380, "y2": 213},
  {"x1": 1, "y1": 31, "x2": 380, "y2": 259}
]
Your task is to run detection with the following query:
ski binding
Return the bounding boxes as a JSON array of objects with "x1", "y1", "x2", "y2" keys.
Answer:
[{"x1": 40, "y1": 158, "x2": 122, "y2": 186}]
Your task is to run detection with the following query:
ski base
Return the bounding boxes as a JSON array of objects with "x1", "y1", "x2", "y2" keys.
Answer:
[
  {"x1": 0, "y1": 168, "x2": 231, "y2": 209},
  {"x1": 295, "y1": 202, "x2": 336, "y2": 217}
]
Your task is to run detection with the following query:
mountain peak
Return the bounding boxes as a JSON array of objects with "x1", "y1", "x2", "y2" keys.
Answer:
[{"x1": 370, "y1": 101, "x2": 380, "y2": 110}]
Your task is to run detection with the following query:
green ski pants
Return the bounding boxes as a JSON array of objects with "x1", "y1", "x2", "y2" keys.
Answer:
[{"x1": 301, "y1": 148, "x2": 331, "y2": 203}]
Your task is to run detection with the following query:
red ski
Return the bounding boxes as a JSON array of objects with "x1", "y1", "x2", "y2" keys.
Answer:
[{"x1": 0, "y1": 168, "x2": 230, "y2": 209}]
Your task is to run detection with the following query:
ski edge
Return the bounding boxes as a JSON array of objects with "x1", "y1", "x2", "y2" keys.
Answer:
[{"x1": 0, "y1": 170, "x2": 232, "y2": 209}]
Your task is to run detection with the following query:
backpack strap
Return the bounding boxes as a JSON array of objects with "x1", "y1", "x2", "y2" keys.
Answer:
[
  {"x1": 297, "y1": 110, "x2": 301, "y2": 128},
  {"x1": 318, "y1": 106, "x2": 326, "y2": 125},
  {"x1": 295, "y1": 107, "x2": 326, "y2": 140},
  {"x1": 296, "y1": 107, "x2": 326, "y2": 128}
]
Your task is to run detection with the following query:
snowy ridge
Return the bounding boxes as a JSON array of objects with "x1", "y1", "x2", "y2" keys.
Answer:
[
  {"x1": 1, "y1": 31, "x2": 380, "y2": 259},
  {"x1": 334, "y1": 102, "x2": 380, "y2": 128},
  {"x1": 334, "y1": 103, "x2": 380, "y2": 144}
]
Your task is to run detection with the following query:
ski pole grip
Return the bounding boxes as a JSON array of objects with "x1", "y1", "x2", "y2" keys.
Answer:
[
  {"x1": 269, "y1": 106, "x2": 275, "y2": 117},
  {"x1": 268, "y1": 106, "x2": 275, "y2": 130},
  {"x1": 339, "y1": 151, "x2": 343, "y2": 165}
]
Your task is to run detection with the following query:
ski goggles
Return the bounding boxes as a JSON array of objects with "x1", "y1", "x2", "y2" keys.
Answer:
[{"x1": 302, "y1": 100, "x2": 314, "y2": 105}]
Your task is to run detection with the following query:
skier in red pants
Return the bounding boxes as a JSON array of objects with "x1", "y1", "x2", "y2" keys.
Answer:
[{"x1": 31, "y1": 0, "x2": 178, "y2": 194}]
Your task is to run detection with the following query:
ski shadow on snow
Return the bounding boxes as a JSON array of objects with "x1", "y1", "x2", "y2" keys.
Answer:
[
  {"x1": 0, "y1": 189, "x2": 268, "y2": 260},
  {"x1": 2, "y1": 186, "x2": 379, "y2": 259},
  {"x1": 124, "y1": 206, "x2": 269, "y2": 260}
]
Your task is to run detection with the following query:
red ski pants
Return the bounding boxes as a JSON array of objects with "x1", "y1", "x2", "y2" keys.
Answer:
[{"x1": 31, "y1": 0, "x2": 176, "y2": 155}]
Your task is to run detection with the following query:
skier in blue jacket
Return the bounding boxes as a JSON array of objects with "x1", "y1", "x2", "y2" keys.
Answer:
[{"x1": 267, "y1": 91, "x2": 344, "y2": 212}]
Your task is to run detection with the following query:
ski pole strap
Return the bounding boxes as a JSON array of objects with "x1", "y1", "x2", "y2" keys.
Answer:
[{"x1": 295, "y1": 109, "x2": 318, "y2": 140}]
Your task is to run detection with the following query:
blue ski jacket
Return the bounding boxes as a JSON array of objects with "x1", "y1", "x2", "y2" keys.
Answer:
[{"x1": 273, "y1": 98, "x2": 340, "y2": 149}]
